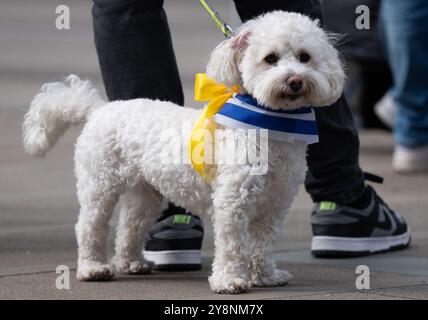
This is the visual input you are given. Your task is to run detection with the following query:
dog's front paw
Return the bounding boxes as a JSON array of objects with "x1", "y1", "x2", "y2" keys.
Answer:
[
  {"x1": 113, "y1": 258, "x2": 152, "y2": 275},
  {"x1": 76, "y1": 262, "x2": 115, "y2": 281},
  {"x1": 251, "y1": 269, "x2": 292, "y2": 287},
  {"x1": 209, "y1": 275, "x2": 249, "y2": 294}
]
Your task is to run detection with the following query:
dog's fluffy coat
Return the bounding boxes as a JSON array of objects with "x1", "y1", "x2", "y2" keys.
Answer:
[{"x1": 23, "y1": 12, "x2": 344, "y2": 293}]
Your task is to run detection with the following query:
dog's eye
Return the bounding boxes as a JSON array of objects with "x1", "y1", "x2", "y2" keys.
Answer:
[
  {"x1": 299, "y1": 52, "x2": 311, "y2": 63},
  {"x1": 264, "y1": 53, "x2": 279, "y2": 65}
]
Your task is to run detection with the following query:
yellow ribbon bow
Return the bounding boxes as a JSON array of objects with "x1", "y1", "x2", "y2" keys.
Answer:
[{"x1": 189, "y1": 73, "x2": 239, "y2": 181}]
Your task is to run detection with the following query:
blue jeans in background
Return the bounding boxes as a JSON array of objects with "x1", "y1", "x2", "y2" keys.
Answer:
[{"x1": 380, "y1": 0, "x2": 428, "y2": 147}]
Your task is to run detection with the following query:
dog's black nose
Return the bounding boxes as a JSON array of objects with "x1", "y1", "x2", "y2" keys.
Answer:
[{"x1": 287, "y1": 76, "x2": 303, "y2": 92}]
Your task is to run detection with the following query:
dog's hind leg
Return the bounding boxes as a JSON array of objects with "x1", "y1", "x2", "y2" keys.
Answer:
[
  {"x1": 112, "y1": 182, "x2": 162, "y2": 275},
  {"x1": 75, "y1": 187, "x2": 119, "y2": 281}
]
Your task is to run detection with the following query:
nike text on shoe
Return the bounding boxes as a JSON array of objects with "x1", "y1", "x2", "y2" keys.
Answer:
[
  {"x1": 143, "y1": 207, "x2": 204, "y2": 271},
  {"x1": 311, "y1": 186, "x2": 411, "y2": 257}
]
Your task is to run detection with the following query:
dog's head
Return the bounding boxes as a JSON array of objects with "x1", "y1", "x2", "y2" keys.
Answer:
[{"x1": 206, "y1": 11, "x2": 345, "y2": 110}]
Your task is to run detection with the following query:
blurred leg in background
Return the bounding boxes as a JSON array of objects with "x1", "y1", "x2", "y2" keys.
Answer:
[{"x1": 380, "y1": 0, "x2": 428, "y2": 173}]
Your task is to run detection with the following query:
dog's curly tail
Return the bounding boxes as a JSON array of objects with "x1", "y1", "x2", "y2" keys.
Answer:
[{"x1": 22, "y1": 75, "x2": 106, "y2": 157}]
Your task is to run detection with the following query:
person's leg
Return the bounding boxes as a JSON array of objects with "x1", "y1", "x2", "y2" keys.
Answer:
[
  {"x1": 234, "y1": 0, "x2": 365, "y2": 204},
  {"x1": 92, "y1": 0, "x2": 202, "y2": 271},
  {"x1": 92, "y1": 0, "x2": 183, "y2": 104},
  {"x1": 234, "y1": 0, "x2": 410, "y2": 257},
  {"x1": 234, "y1": 0, "x2": 323, "y2": 23},
  {"x1": 355, "y1": 59, "x2": 393, "y2": 130},
  {"x1": 380, "y1": 0, "x2": 428, "y2": 172}
]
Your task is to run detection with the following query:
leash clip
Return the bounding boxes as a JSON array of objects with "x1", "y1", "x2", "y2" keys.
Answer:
[{"x1": 199, "y1": 0, "x2": 234, "y2": 38}]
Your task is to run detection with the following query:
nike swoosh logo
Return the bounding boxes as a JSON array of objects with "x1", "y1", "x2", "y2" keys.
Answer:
[{"x1": 375, "y1": 204, "x2": 397, "y2": 233}]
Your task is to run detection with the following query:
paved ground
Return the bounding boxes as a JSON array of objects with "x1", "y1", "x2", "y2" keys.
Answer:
[{"x1": 0, "y1": 0, "x2": 427, "y2": 300}]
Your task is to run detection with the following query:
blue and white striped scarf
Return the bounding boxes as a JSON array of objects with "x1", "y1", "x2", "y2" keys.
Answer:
[{"x1": 213, "y1": 94, "x2": 319, "y2": 144}]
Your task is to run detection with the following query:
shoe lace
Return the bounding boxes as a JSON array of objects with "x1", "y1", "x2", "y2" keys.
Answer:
[
  {"x1": 363, "y1": 172, "x2": 395, "y2": 210},
  {"x1": 364, "y1": 172, "x2": 384, "y2": 184}
]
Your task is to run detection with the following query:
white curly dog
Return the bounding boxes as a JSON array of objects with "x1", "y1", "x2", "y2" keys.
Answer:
[{"x1": 23, "y1": 11, "x2": 344, "y2": 294}]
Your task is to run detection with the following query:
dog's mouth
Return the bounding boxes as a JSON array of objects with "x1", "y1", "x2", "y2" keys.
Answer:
[{"x1": 280, "y1": 92, "x2": 301, "y2": 101}]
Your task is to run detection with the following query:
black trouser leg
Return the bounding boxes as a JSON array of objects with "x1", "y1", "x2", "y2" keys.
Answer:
[
  {"x1": 234, "y1": 0, "x2": 366, "y2": 204},
  {"x1": 92, "y1": 0, "x2": 185, "y2": 215},
  {"x1": 92, "y1": 0, "x2": 183, "y2": 105}
]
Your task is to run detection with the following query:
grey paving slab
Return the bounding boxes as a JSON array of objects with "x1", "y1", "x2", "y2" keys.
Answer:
[
  {"x1": 275, "y1": 249, "x2": 428, "y2": 277},
  {"x1": 1, "y1": 259, "x2": 426, "y2": 300},
  {"x1": 274, "y1": 292, "x2": 408, "y2": 300},
  {"x1": 370, "y1": 285, "x2": 428, "y2": 300}
]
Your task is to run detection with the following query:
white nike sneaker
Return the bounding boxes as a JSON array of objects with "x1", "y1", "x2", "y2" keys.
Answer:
[{"x1": 393, "y1": 144, "x2": 428, "y2": 173}]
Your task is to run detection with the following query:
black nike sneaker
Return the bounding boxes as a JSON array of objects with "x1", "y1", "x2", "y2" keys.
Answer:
[
  {"x1": 311, "y1": 185, "x2": 411, "y2": 257},
  {"x1": 143, "y1": 203, "x2": 203, "y2": 271}
]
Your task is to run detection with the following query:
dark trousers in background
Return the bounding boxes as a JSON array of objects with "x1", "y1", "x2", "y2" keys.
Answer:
[{"x1": 92, "y1": 0, "x2": 365, "y2": 204}]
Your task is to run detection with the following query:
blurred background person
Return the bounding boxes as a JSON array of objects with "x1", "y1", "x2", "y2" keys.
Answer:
[
  {"x1": 323, "y1": 0, "x2": 428, "y2": 173},
  {"x1": 380, "y1": 0, "x2": 428, "y2": 173},
  {"x1": 323, "y1": 0, "x2": 393, "y2": 130}
]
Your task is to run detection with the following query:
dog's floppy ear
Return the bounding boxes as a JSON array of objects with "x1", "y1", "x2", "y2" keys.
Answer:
[
  {"x1": 324, "y1": 55, "x2": 345, "y2": 106},
  {"x1": 206, "y1": 30, "x2": 250, "y2": 88},
  {"x1": 318, "y1": 36, "x2": 346, "y2": 106}
]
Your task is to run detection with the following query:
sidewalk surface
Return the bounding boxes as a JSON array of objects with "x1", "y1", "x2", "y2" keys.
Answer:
[{"x1": 0, "y1": 0, "x2": 427, "y2": 300}]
